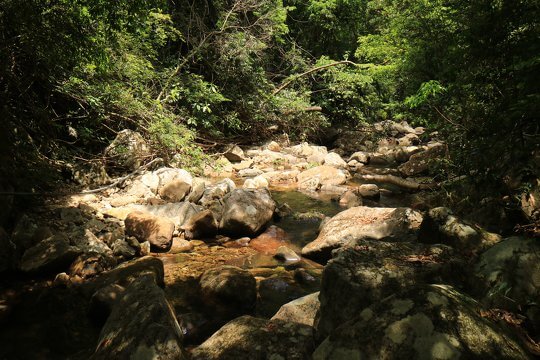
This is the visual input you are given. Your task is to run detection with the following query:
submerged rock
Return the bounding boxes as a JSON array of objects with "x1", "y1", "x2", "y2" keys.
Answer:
[
  {"x1": 313, "y1": 284, "x2": 530, "y2": 360},
  {"x1": 199, "y1": 265, "x2": 257, "y2": 317},
  {"x1": 91, "y1": 275, "x2": 186, "y2": 359},
  {"x1": 301, "y1": 206, "x2": 423, "y2": 262},
  {"x1": 191, "y1": 316, "x2": 314, "y2": 360}
]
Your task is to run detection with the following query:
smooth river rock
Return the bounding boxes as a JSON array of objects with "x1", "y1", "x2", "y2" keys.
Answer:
[{"x1": 301, "y1": 206, "x2": 423, "y2": 262}]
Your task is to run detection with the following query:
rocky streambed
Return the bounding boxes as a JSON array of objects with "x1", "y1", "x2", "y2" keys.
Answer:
[{"x1": 0, "y1": 121, "x2": 539, "y2": 359}]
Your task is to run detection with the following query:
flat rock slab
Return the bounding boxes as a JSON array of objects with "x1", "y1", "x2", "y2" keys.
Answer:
[
  {"x1": 191, "y1": 315, "x2": 314, "y2": 360},
  {"x1": 313, "y1": 284, "x2": 530, "y2": 360},
  {"x1": 91, "y1": 274, "x2": 186, "y2": 359},
  {"x1": 301, "y1": 206, "x2": 423, "y2": 262}
]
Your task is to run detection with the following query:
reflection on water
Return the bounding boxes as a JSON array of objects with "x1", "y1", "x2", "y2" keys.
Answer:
[{"x1": 270, "y1": 190, "x2": 342, "y2": 247}]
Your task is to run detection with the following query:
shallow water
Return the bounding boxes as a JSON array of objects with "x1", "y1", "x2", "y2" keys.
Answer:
[{"x1": 270, "y1": 190, "x2": 343, "y2": 247}]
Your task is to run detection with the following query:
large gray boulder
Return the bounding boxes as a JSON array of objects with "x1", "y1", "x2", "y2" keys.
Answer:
[
  {"x1": 301, "y1": 206, "x2": 423, "y2": 262},
  {"x1": 19, "y1": 234, "x2": 81, "y2": 273},
  {"x1": 191, "y1": 316, "x2": 314, "y2": 360},
  {"x1": 313, "y1": 284, "x2": 530, "y2": 360},
  {"x1": 219, "y1": 189, "x2": 276, "y2": 237},
  {"x1": 316, "y1": 241, "x2": 460, "y2": 339},
  {"x1": 418, "y1": 207, "x2": 501, "y2": 252},
  {"x1": 323, "y1": 152, "x2": 347, "y2": 168},
  {"x1": 91, "y1": 275, "x2": 186, "y2": 359},
  {"x1": 473, "y1": 237, "x2": 540, "y2": 331}
]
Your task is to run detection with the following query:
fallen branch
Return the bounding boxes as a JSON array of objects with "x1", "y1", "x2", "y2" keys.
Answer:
[
  {"x1": 81, "y1": 158, "x2": 162, "y2": 194},
  {"x1": 281, "y1": 106, "x2": 322, "y2": 115},
  {"x1": 355, "y1": 174, "x2": 438, "y2": 191},
  {"x1": 273, "y1": 61, "x2": 370, "y2": 95}
]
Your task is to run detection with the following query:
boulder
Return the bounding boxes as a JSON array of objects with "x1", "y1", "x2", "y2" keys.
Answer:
[
  {"x1": 199, "y1": 266, "x2": 257, "y2": 317},
  {"x1": 19, "y1": 234, "x2": 81, "y2": 273},
  {"x1": 301, "y1": 206, "x2": 423, "y2": 262},
  {"x1": 111, "y1": 239, "x2": 137, "y2": 260},
  {"x1": 80, "y1": 256, "x2": 164, "y2": 297},
  {"x1": 348, "y1": 151, "x2": 370, "y2": 164},
  {"x1": 159, "y1": 179, "x2": 191, "y2": 202},
  {"x1": 356, "y1": 183, "x2": 380, "y2": 199},
  {"x1": 224, "y1": 145, "x2": 245, "y2": 162},
  {"x1": 274, "y1": 246, "x2": 302, "y2": 264},
  {"x1": 418, "y1": 207, "x2": 500, "y2": 252},
  {"x1": 219, "y1": 189, "x2": 276, "y2": 237},
  {"x1": 140, "y1": 171, "x2": 160, "y2": 193},
  {"x1": 130, "y1": 202, "x2": 202, "y2": 227},
  {"x1": 191, "y1": 316, "x2": 314, "y2": 360},
  {"x1": 313, "y1": 284, "x2": 530, "y2": 360},
  {"x1": 186, "y1": 178, "x2": 206, "y2": 203},
  {"x1": 124, "y1": 211, "x2": 174, "y2": 250},
  {"x1": 154, "y1": 167, "x2": 192, "y2": 193},
  {"x1": 238, "y1": 168, "x2": 263, "y2": 178},
  {"x1": 323, "y1": 152, "x2": 347, "y2": 168},
  {"x1": 70, "y1": 229, "x2": 112, "y2": 256},
  {"x1": 397, "y1": 132, "x2": 420, "y2": 146},
  {"x1": 267, "y1": 141, "x2": 281, "y2": 152},
  {"x1": 398, "y1": 142, "x2": 447, "y2": 176},
  {"x1": 169, "y1": 238, "x2": 193, "y2": 253},
  {"x1": 183, "y1": 209, "x2": 218, "y2": 240},
  {"x1": 104, "y1": 129, "x2": 150, "y2": 171},
  {"x1": 473, "y1": 237, "x2": 540, "y2": 320},
  {"x1": 297, "y1": 166, "x2": 348, "y2": 191},
  {"x1": 261, "y1": 170, "x2": 300, "y2": 185},
  {"x1": 316, "y1": 241, "x2": 460, "y2": 339},
  {"x1": 243, "y1": 175, "x2": 269, "y2": 189},
  {"x1": 199, "y1": 178, "x2": 236, "y2": 208},
  {"x1": 271, "y1": 292, "x2": 320, "y2": 327},
  {"x1": 257, "y1": 275, "x2": 316, "y2": 317},
  {"x1": 339, "y1": 190, "x2": 362, "y2": 208},
  {"x1": 91, "y1": 275, "x2": 186, "y2": 359},
  {"x1": 307, "y1": 152, "x2": 326, "y2": 165}
]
